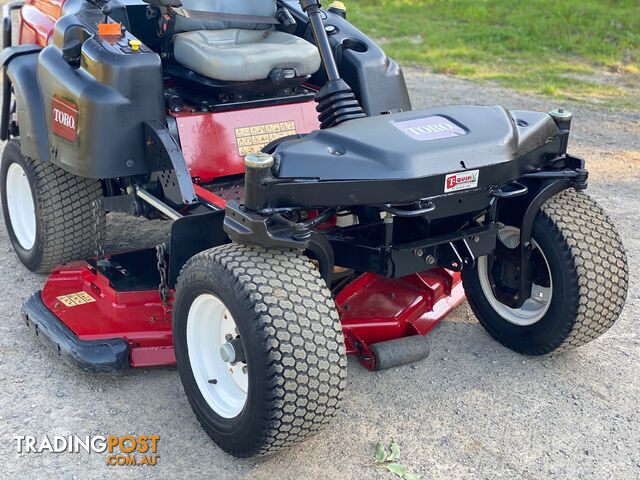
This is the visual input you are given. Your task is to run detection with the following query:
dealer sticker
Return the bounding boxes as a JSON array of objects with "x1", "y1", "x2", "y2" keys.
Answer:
[
  {"x1": 444, "y1": 169, "x2": 479, "y2": 192},
  {"x1": 393, "y1": 115, "x2": 466, "y2": 141}
]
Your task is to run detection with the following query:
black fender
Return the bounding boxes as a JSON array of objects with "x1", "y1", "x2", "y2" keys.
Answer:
[{"x1": 1, "y1": 46, "x2": 48, "y2": 162}]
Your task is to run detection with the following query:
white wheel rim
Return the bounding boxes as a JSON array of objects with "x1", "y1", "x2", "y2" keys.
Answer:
[
  {"x1": 187, "y1": 293, "x2": 248, "y2": 418},
  {"x1": 478, "y1": 226, "x2": 552, "y2": 326},
  {"x1": 6, "y1": 162, "x2": 36, "y2": 250}
]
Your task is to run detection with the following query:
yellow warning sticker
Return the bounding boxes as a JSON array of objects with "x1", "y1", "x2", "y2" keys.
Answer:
[
  {"x1": 235, "y1": 121, "x2": 296, "y2": 156},
  {"x1": 56, "y1": 291, "x2": 96, "y2": 307}
]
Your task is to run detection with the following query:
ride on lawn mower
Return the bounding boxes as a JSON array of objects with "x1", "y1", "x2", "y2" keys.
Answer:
[{"x1": 1, "y1": 0, "x2": 628, "y2": 457}]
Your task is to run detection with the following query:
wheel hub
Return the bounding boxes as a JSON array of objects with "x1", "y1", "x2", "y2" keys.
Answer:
[
  {"x1": 478, "y1": 226, "x2": 552, "y2": 326},
  {"x1": 186, "y1": 294, "x2": 248, "y2": 418}
]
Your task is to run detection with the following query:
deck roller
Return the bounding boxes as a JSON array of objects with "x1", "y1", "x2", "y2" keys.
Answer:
[{"x1": 369, "y1": 335, "x2": 431, "y2": 371}]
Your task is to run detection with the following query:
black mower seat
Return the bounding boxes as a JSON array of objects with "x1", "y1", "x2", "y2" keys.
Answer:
[{"x1": 274, "y1": 105, "x2": 560, "y2": 181}]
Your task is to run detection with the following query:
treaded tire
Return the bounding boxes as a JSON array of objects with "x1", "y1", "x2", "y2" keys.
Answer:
[
  {"x1": 462, "y1": 189, "x2": 628, "y2": 355},
  {"x1": 0, "y1": 139, "x2": 105, "y2": 273},
  {"x1": 172, "y1": 243, "x2": 347, "y2": 457}
]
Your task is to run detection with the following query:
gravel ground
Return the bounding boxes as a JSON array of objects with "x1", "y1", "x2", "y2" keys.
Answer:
[{"x1": 0, "y1": 70, "x2": 638, "y2": 479}]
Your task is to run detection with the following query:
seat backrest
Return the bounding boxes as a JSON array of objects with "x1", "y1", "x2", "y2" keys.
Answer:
[{"x1": 174, "y1": 0, "x2": 277, "y2": 33}]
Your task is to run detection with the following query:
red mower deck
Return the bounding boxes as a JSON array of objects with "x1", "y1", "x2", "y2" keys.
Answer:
[{"x1": 22, "y1": 251, "x2": 463, "y2": 372}]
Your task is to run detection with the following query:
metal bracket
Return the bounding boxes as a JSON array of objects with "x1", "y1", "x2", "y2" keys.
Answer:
[
  {"x1": 223, "y1": 200, "x2": 305, "y2": 250},
  {"x1": 144, "y1": 120, "x2": 197, "y2": 206},
  {"x1": 492, "y1": 178, "x2": 572, "y2": 308},
  {"x1": 97, "y1": 193, "x2": 140, "y2": 216},
  {"x1": 223, "y1": 201, "x2": 335, "y2": 284}
]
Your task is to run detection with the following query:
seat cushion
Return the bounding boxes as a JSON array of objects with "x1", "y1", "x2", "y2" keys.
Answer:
[{"x1": 173, "y1": 29, "x2": 322, "y2": 82}]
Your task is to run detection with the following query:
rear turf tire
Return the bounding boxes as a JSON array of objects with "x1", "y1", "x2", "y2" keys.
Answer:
[
  {"x1": 462, "y1": 189, "x2": 628, "y2": 355},
  {"x1": 172, "y1": 243, "x2": 347, "y2": 457},
  {"x1": 0, "y1": 139, "x2": 105, "y2": 273}
]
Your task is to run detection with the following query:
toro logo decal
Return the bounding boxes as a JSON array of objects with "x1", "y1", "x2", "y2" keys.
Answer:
[
  {"x1": 51, "y1": 96, "x2": 78, "y2": 142},
  {"x1": 393, "y1": 115, "x2": 467, "y2": 141},
  {"x1": 444, "y1": 169, "x2": 479, "y2": 192}
]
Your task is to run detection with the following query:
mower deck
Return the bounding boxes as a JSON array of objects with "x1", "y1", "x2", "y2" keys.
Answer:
[
  {"x1": 21, "y1": 249, "x2": 464, "y2": 372},
  {"x1": 22, "y1": 249, "x2": 175, "y2": 372}
]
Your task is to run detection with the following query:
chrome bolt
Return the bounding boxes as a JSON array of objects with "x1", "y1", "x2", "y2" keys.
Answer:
[
  {"x1": 425, "y1": 255, "x2": 436, "y2": 265},
  {"x1": 414, "y1": 248, "x2": 424, "y2": 257},
  {"x1": 225, "y1": 333, "x2": 233, "y2": 341},
  {"x1": 473, "y1": 235, "x2": 480, "y2": 243}
]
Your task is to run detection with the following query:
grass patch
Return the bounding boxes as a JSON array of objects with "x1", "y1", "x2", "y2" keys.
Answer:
[{"x1": 349, "y1": 0, "x2": 640, "y2": 109}]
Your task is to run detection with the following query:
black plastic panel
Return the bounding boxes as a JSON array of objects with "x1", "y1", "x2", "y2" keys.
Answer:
[
  {"x1": 37, "y1": 0, "x2": 164, "y2": 178},
  {"x1": 274, "y1": 106, "x2": 559, "y2": 181}
]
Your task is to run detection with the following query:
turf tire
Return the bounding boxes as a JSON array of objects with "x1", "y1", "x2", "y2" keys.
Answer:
[{"x1": 462, "y1": 189, "x2": 628, "y2": 355}]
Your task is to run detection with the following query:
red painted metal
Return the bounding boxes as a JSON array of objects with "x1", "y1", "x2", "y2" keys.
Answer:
[
  {"x1": 335, "y1": 269, "x2": 465, "y2": 370},
  {"x1": 172, "y1": 101, "x2": 319, "y2": 183},
  {"x1": 41, "y1": 259, "x2": 464, "y2": 371},
  {"x1": 19, "y1": 0, "x2": 65, "y2": 46},
  {"x1": 193, "y1": 183, "x2": 227, "y2": 209},
  {"x1": 41, "y1": 261, "x2": 175, "y2": 368}
]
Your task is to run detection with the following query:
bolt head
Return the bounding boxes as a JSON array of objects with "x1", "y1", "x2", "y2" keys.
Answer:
[{"x1": 425, "y1": 255, "x2": 436, "y2": 265}]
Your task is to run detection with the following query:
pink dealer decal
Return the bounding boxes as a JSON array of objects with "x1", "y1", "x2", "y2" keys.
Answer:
[{"x1": 393, "y1": 115, "x2": 466, "y2": 141}]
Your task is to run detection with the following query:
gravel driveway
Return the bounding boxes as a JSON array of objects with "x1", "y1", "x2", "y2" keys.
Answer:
[{"x1": 0, "y1": 70, "x2": 638, "y2": 479}]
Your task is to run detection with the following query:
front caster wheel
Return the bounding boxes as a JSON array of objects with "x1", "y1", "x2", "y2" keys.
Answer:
[
  {"x1": 462, "y1": 189, "x2": 628, "y2": 355},
  {"x1": 172, "y1": 244, "x2": 347, "y2": 457}
]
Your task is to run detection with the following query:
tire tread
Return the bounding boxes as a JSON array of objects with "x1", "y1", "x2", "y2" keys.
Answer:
[{"x1": 175, "y1": 243, "x2": 347, "y2": 457}]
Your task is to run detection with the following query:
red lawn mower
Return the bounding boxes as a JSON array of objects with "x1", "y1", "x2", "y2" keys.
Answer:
[{"x1": 0, "y1": 0, "x2": 629, "y2": 457}]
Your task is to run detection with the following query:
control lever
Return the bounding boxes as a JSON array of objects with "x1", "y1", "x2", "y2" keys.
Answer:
[
  {"x1": 101, "y1": 4, "x2": 111, "y2": 23},
  {"x1": 298, "y1": 0, "x2": 365, "y2": 128},
  {"x1": 299, "y1": 0, "x2": 339, "y2": 80}
]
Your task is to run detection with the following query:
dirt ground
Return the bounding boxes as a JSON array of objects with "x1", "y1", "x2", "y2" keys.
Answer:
[{"x1": 0, "y1": 70, "x2": 638, "y2": 479}]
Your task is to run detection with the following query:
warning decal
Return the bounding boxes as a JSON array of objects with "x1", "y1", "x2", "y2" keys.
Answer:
[
  {"x1": 235, "y1": 121, "x2": 296, "y2": 156},
  {"x1": 56, "y1": 291, "x2": 96, "y2": 307}
]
